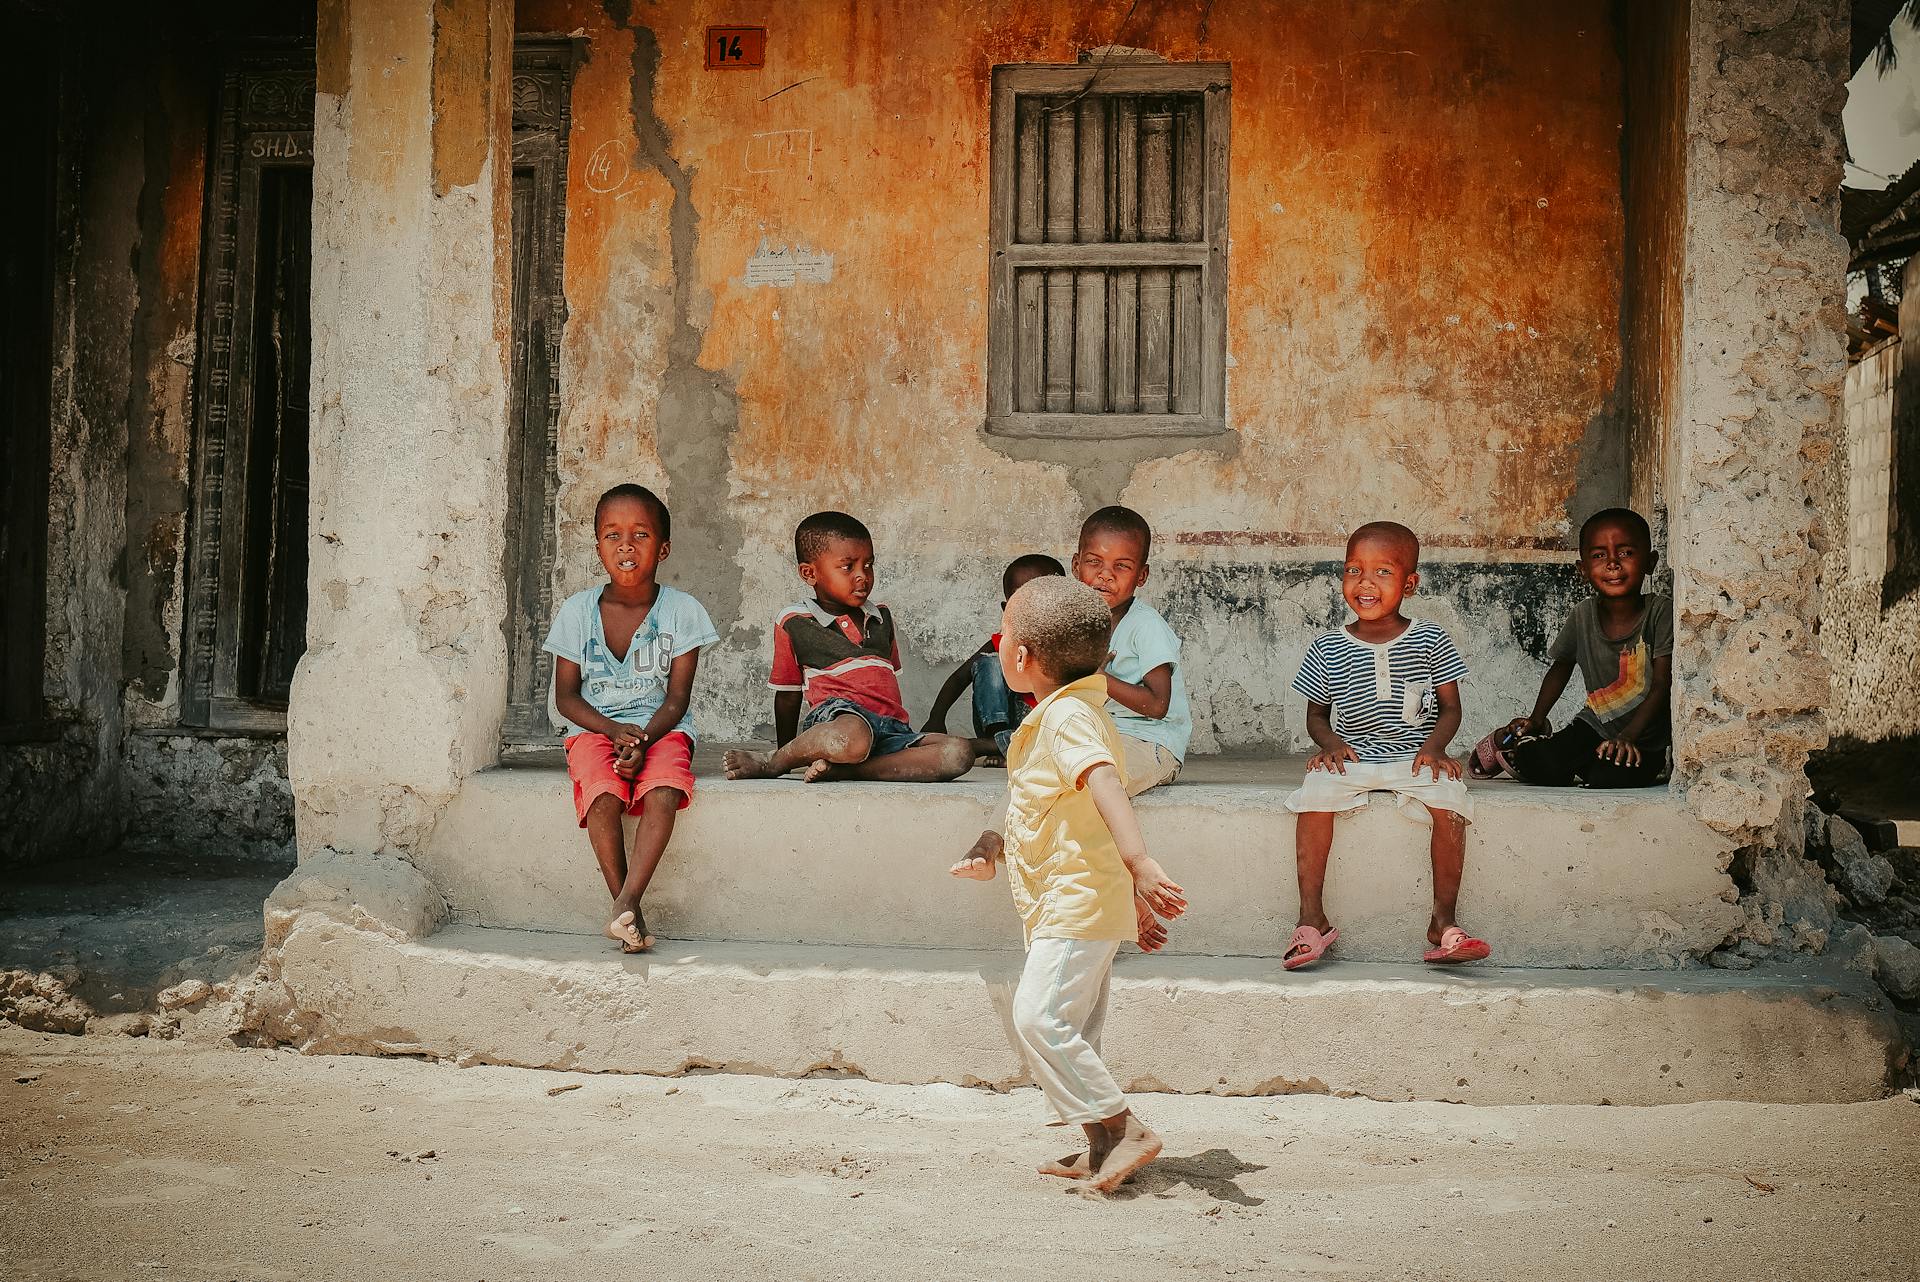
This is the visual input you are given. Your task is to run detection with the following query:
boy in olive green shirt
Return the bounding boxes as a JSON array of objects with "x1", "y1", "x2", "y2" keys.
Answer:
[{"x1": 949, "y1": 576, "x2": 1185, "y2": 1195}]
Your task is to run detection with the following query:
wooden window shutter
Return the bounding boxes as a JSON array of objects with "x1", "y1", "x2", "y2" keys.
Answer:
[{"x1": 988, "y1": 63, "x2": 1230, "y2": 439}]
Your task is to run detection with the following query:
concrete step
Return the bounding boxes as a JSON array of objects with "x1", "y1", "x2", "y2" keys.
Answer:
[
  {"x1": 270, "y1": 922, "x2": 1903, "y2": 1106},
  {"x1": 417, "y1": 753, "x2": 1739, "y2": 969}
]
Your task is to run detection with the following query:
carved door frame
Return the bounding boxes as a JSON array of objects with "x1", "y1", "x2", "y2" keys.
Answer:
[
  {"x1": 182, "y1": 51, "x2": 315, "y2": 731},
  {"x1": 501, "y1": 38, "x2": 576, "y2": 743}
]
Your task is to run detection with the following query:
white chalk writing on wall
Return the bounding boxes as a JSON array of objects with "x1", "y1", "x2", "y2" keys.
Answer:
[{"x1": 745, "y1": 129, "x2": 815, "y2": 177}]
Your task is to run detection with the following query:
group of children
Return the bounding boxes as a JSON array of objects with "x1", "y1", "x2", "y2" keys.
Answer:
[{"x1": 543, "y1": 484, "x2": 1673, "y2": 1190}]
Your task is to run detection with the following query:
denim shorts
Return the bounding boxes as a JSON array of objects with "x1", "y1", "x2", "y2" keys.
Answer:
[{"x1": 802, "y1": 697, "x2": 927, "y2": 761}]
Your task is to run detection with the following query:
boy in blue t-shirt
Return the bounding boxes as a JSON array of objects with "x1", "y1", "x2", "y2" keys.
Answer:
[
  {"x1": 1071, "y1": 506, "x2": 1191, "y2": 794},
  {"x1": 543, "y1": 484, "x2": 718, "y2": 953},
  {"x1": 1280, "y1": 521, "x2": 1490, "y2": 970}
]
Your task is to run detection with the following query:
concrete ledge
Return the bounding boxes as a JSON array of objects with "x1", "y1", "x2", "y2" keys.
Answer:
[
  {"x1": 417, "y1": 758, "x2": 1739, "y2": 968},
  {"x1": 269, "y1": 921, "x2": 1903, "y2": 1105}
]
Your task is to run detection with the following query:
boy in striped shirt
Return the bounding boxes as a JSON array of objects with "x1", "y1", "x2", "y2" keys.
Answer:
[
  {"x1": 723, "y1": 511, "x2": 975, "y2": 783},
  {"x1": 1280, "y1": 522, "x2": 1490, "y2": 969}
]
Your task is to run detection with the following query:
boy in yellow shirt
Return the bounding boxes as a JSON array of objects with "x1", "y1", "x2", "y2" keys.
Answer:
[{"x1": 949, "y1": 576, "x2": 1187, "y2": 1194}]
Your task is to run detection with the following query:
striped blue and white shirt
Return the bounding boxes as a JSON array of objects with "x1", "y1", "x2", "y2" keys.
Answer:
[{"x1": 1292, "y1": 620, "x2": 1468, "y2": 762}]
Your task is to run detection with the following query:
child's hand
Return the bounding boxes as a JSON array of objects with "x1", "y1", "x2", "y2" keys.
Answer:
[
  {"x1": 613, "y1": 739, "x2": 645, "y2": 780},
  {"x1": 1412, "y1": 747, "x2": 1462, "y2": 781},
  {"x1": 1130, "y1": 857, "x2": 1187, "y2": 921},
  {"x1": 1505, "y1": 716, "x2": 1543, "y2": 739},
  {"x1": 610, "y1": 723, "x2": 648, "y2": 750},
  {"x1": 949, "y1": 830, "x2": 1001, "y2": 880},
  {"x1": 1135, "y1": 897, "x2": 1169, "y2": 953},
  {"x1": 1595, "y1": 736, "x2": 1641, "y2": 766},
  {"x1": 1307, "y1": 741, "x2": 1359, "y2": 774}
]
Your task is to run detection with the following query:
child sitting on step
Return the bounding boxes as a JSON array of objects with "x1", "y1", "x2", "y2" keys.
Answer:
[
  {"x1": 950, "y1": 575, "x2": 1187, "y2": 1195},
  {"x1": 1493, "y1": 508, "x2": 1672, "y2": 788},
  {"x1": 545, "y1": 484, "x2": 719, "y2": 953},
  {"x1": 1281, "y1": 521, "x2": 1489, "y2": 971},
  {"x1": 922, "y1": 553, "x2": 1065, "y2": 765},
  {"x1": 1072, "y1": 506, "x2": 1191, "y2": 794},
  {"x1": 724, "y1": 511, "x2": 974, "y2": 782}
]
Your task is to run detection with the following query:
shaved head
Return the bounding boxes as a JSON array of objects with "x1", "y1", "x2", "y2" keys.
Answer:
[
  {"x1": 1005, "y1": 575, "x2": 1112, "y2": 683},
  {"x1": 1347, "y1": 520, "x2": 1420, "y2": 570}
]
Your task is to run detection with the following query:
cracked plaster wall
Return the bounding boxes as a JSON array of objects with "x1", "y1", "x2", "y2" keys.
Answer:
[
  {"x1": 1, "y1": 41, "x2": 145, "y2": 867},
  {"x1": 518, "y1": 0, "x2": 1629, "y2": 754},
  {"x1": 291, "y1": 0, "x2": 515, "y2": 859}
]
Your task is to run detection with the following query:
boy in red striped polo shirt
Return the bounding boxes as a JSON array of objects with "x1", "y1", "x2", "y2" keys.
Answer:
[{"x1": 723, "y1": 512, "x2": 976, "y2": 783}]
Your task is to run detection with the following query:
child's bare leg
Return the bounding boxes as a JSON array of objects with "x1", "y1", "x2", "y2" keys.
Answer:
[
  {"x1": 804, "y1": 734, "x2": 974, "y2": 783},
  {"x1": 585, "y1": 794, "x2": 643, "y2": 951},
  {"x1": 1425, "y1": 806, "x2": 1468, "y2": 943},
  {"x1": 1294, "y1": 811, "x2": 1335, "y2": 931},
  {"x1": 608, "y1": 787, "x2": 683, "y2": 949},
  {"x1": 1086, "y1": 1109, "x2": 1163, "y2": 1194},
  {"x1": 724, "y1": 714, "x2": 873, "y2": 779},
  {"x1": 968, "y1": 736, "x2": 1003, "y2": 765}
]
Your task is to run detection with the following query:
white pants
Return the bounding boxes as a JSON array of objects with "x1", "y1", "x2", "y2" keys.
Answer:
[{"x1": 1011, "y1": 937, "x2": 1126, "y2": 1125}]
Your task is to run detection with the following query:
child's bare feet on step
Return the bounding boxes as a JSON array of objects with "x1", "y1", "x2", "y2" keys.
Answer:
[
  {"x1": 801, "y1": 758, "x2": 839, "y2": 783},
  {"x1": 723, "y1": 749, "x2": 779, "y2": 780},
  {"x1": 949, "y1": 831, "x2": 1002, "y2": 879},
  {"x1": 604, "y1": 908, "x2": 651, "y2": 953},
  {"x1": 1086, "y1": 1112, "x2": 1163, "y2": 1195}
]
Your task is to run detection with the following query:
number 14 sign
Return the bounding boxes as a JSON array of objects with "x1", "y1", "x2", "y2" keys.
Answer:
[{"x1": 706, "y1": 26, "x2": 766, "y2": 70}]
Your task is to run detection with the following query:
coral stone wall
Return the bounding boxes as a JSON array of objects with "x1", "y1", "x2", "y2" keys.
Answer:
[{"x1": 1668, "y1": 0, "x2": 1849, "y2": 842}]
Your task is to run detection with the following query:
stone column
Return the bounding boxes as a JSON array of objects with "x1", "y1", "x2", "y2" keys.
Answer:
[
  {"x1": 1666, "y1": 0, "x2": 1848, "y2": 846},
  {"x1": 290, "y1": 0, "x2": 515, "y2": 858}
]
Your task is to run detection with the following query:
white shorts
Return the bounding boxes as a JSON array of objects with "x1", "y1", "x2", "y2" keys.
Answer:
[{"x1": 1284, "y1": 758, "x2": 1474, "y2": 824}]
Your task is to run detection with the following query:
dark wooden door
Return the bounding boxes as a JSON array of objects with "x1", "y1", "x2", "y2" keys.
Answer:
[
  {"x1": 0, "y1": 33, "x2": 56, "y2": 731},
  {"x1": 184, "y1": 54, "x2": 316, "y2": 730},
  {"x1": 501, "y1": 41, "x2": 574, "y2": 744}
]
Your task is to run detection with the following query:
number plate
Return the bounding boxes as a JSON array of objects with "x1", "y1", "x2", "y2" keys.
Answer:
[{"x1": 705, "y1": 25, "x2": 766, "y2": 70}]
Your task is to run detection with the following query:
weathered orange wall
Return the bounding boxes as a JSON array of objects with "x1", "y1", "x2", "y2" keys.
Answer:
[{"x1": 518, "y1": 0, "x2": 1624, "y2": 746}]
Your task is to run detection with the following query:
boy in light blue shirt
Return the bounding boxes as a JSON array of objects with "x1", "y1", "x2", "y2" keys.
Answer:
[
  {"x1": 543, "y1": 484, "x2": 718, "y2": 954},
  {"x1": 1071, "y1": 506, "x2": 1191, "y2": 794}
]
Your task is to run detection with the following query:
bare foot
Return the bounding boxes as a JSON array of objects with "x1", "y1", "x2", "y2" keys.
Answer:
[
  {"x1": 723, "y1": 749, "x2": 778, "y2": 780},
  {"x1": 949, "y1": 831, "x2": 1001, "y2": 880},
  {"x1": 1087, "y1": 1114, "x2": 1163, "y2": 1195},
  {"x1": 801, "y1": 758, "x2": 838, "y2": 783},
  {"x1": 1038, "y1": 1152, "x2": 1090, "y2": 1179},
  {"x1": 604, "y1": 910, "x2": 646, "y2": 952}
]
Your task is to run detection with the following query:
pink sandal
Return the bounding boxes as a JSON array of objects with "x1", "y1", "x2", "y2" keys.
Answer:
[
  {"x1": 1282, "y1": 924, "x2": 1338, "y2": 970},
  {"x1": 1422, "y1": 925, "x2": 1491, "y2": 964}
]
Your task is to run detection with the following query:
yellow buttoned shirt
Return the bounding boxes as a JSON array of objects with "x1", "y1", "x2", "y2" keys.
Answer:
[{"x1": 1002, "y1": 674, "x2": 1136, "y2": 946}]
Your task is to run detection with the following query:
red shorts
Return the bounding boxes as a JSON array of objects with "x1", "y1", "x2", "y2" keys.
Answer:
[{"x1": 564, "y1": 731, "x2": 696, "y2": 826}]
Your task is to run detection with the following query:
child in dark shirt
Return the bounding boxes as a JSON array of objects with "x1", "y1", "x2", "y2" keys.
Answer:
[
  {"x1": 923, "y1": 554, "x2": 1065, "y2": 764},
  {"x1": 1500, "y1": 508, "x2": 1672, "y2": 788}
]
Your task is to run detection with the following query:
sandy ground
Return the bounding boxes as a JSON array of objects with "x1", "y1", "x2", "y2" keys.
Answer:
[{"x1": 1, "y1": 1030, "x2": 1916, "y2": 1282}]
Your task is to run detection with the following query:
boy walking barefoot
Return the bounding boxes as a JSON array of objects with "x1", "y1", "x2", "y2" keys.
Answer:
[
  {"x1": 1282, "y1": 522, "x2": 1488, "y2": 970},
  {"x1": 1501, "y1": 508, "x2": 1672, "y2": 787},
  {"x1": 923, "y1": 554, "x2": 1065, "y2": 765},
  {"x1": 1071, "y1": 506, "x2": 1191, "y2": 794},
  {"x1": 950, "y1": 576, "x2": 1187, "y2": 1195},
  {"x1": 724, "y1": 511, "x2": 974, "y2": 783},
  {"x1": 545, "y1": 485, "x2": 718, "y2": 953}
]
